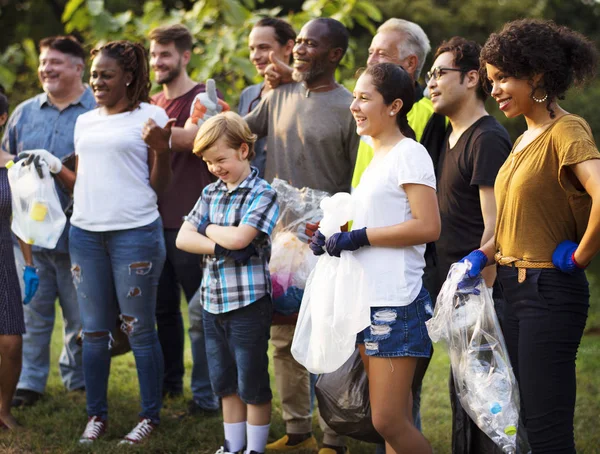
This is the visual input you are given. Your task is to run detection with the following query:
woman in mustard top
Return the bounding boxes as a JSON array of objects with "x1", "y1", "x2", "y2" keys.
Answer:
[{"x1": 460, "y1": 19, "x2": 600, "y2": 454}]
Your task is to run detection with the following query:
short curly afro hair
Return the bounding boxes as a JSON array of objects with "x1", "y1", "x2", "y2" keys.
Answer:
[{"x1": 480, "y1": 19, "x2": 598, "y2": 118}]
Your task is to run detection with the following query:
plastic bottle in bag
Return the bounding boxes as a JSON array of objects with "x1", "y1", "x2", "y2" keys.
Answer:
[{"x1": 427, "y1": 262, "x2": 521, "y2": 454}]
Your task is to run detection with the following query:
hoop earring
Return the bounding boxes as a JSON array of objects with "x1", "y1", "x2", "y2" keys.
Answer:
[{"x1": 531, "y1": 86, "x2": 548, "y2": 103}]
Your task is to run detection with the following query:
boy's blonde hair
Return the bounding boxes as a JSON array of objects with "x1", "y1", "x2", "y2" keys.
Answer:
[{"x1": 193, "y1": 111, "x2": 257, "y2": 160}]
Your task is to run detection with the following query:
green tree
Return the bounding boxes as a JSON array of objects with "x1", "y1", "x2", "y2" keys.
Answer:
[{"x1": 0, "y1": 0, "x2": 381, "y2": 107}]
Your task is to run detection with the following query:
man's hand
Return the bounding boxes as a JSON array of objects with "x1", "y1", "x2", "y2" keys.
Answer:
[
  {"x1": 23, "y1": 266, "x2": 39, "y2": 305},
  {"x1": 214, "y1": 243, "x2": 258, "y2": 264},
  {"x1": 142, "y1": 118, "x2": 176, "y2": 154},
  {"x1": 17, "y1": 149, "x2": 62, "y2": 174},
  {"x1": 190, "y1": 79, "x2": 230, "y2": 127},
  {"x1": 264, "y1": 51, "x2": 293, "y2": 90}
]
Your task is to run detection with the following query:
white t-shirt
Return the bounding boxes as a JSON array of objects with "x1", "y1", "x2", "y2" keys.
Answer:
[
  {"x1": 71, "y1": 102, "x2": 168, "y2": 231},
  {"x1": 352, "y1": 138, "x2": 436, "y2": 306}
]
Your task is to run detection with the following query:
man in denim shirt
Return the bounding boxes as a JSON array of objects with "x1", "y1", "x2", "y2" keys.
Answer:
[{"x1": 1, "y1": 36, "x2": 95, "y2": 407}]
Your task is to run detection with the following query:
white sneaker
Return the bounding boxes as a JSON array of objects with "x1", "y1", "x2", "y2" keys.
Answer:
[
  {"x1": 214, "y1": 446, "x2": 243, "y2": 454},
  {"x1": 79, "y1": 416, "x2": 107, "y2": 444},
  {"x1": 215, "y1": 448, "x2": 235, "y2": 454},
  {"x1": 119, "y1": 418, "x2": 156, "y2": 445}
]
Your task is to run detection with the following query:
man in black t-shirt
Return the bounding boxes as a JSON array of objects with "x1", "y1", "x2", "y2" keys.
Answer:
[{"x1": 426, "y1": 37, "x2": 512, "y2": 454}]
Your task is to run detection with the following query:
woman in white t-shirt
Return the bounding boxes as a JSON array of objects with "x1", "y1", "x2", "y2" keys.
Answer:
[
  {"x1": 26, "y1": 41, "x2": 171, "y2": 445},
  {"x1": 311, "y1": 63, "x2": 440, "y2": 453}
]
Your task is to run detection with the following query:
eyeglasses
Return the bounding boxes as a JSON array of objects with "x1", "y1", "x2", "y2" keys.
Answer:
[{"x1": 425, "y1": 67, "x2": 467, "y2": 84}]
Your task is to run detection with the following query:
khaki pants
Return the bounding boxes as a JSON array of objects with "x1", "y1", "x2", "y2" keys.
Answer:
[{"x1": 271, "y1": 325, "x2": 345, "y2": 446}]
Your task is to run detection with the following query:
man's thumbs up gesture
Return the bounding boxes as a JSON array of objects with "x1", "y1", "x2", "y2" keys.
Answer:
[
  {"x1": 143, "y1": 118, "x2": 176, "y2": 154},
  {"x1": 264, "y1": 51, "x2": 293, "y2": 90},
  {"x1": 189, "y1": 79, "x2": 230, "y2": 127}
]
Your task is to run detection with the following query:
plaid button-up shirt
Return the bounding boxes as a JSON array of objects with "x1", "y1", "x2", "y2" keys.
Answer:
[{"x1": 186, "y1": 167, "x2": 279, "y2": 314}]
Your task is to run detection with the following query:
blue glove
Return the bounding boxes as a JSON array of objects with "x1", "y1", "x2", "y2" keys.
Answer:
[
  {"x1": 552, "y1": 240, "x2": 586, "y2": 274},
  {"x1": 23, "y1": 266, "x2": 39, "y2": 305},
  {"x1": 456, "y1": 275, "x2": 483, "y2": 295},
  {"x1": 214, "y1": 243, "x2": 258, "y2": 264},
  {"x1": 309, "y1": 230, "x2": 326, "y2": 256},
  {"x1": 459, "y1": 249, "x2": 488, "y2": 278},
  {"x1": 325, "y1": 227, "x2": 370, "y2": 258},
  {"x1": 197, "y1": 220, "x2": 212, "y2": 237}
]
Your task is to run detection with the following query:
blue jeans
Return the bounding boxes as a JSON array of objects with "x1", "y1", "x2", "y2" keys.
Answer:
[
  {"x1": 188, "y1": 289, "x2": 220, "y2": 410},
  {"x1": 203, "y1": 295, "x2": 272, "y2": 405},
  {"x1": 156, "y1": 229, "x2": 217, "y2": 410},
  {"x1": 69, "y1": 218, "x2": 166, "y2": 424},
  {"x1": 13, "y1": 247, "x2": 84, "y2": 393}
]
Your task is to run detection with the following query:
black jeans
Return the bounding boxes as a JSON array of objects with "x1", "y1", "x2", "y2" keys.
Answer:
[
  {"x1": 156, "y1": 229, "x2": 203, "y2": 394},
  {"x1": 497, "y1": 266, "x2": 589, "y2": 454}
]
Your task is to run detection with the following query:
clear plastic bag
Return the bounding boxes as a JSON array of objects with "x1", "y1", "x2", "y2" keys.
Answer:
[
  {"x1": 269, "y1": 179, "x2": 329, "y2": 315},
  {"x1": 291, "y1": 192, "x2": 371, "y2": 374},
  {"x1": 426, "y1": 262, "x2": 520, "y2": 454},
  {"x1": 7, "y1": 153, "x2": 66, "y2": 249}
]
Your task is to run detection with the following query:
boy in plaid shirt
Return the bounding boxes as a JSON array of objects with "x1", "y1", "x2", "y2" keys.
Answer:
[{"x1": 176, "y1": 112, "x2": 279, "y2": 454}]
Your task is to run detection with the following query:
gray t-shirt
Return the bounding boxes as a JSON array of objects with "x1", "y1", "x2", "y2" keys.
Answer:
[{"x1": 245, "y1": 82, "x2": 359, "y2": 194}]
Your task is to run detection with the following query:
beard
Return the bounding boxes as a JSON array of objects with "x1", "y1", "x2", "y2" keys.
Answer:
[
  {"x1": 292, "y1": 58, "x2": 326, "y2": 84},
  {"x1": 155, "y1": 60, "x2": 182, "y2": 85}
]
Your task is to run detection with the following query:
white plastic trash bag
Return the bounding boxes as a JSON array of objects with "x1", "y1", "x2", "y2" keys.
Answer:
[
  {"x1": 7, "y1": 152, "x2": 66, "y2": 249},
  {"x1": 426, "y1": 262, "x2": 520, "y2": 454},
  {"x1": 291, "y1": 192, "x2": 371, "y2": 374}
]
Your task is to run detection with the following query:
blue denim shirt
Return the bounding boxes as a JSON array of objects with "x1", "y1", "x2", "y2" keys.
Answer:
[{"x1": 1, "y1": 86, "x2": 96, "y2": 253}]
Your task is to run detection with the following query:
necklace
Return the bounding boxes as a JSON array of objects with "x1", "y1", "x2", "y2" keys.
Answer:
[{"x1": 302, "y1": 82, "x2": 338, "y2": 98}]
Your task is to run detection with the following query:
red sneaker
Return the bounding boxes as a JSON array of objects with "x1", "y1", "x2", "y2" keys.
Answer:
[
  {"x1": 79, "y1": 416, "x2": 107, "y2": 444},
  {"x1": 119, "y1": 418, "x2": 156, "y2": 445}
]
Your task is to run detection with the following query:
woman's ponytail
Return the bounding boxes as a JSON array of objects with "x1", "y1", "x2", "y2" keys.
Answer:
[{"x1": 398, "y1": 113, "x2": 416, "y2": 140}]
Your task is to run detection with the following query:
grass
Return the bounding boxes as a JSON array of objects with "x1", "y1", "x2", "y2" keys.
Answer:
[{"x1": 1, "y1": 269, "x2": 599, "y2": 453}]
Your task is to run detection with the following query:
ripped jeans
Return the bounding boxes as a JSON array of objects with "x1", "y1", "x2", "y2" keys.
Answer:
[
  {"x1": 356, "y1": 286, "x2": 433, "y2": 358},
  {"x1": 69, "y1": 217, "x2": 166, "y2": 424}
]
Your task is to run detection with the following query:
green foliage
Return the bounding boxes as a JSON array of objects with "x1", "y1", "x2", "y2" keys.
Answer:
[
  {"x1": 1, "y1": 0, "x2": 600, "y2": 139},
  {"x1": 51, "y1": 0, "x2": 380, "y2": 105}
]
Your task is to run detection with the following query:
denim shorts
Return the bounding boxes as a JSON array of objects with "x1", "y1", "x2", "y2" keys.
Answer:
[
  {"x1": 202, "y1": 294, "x2": 273, "y2": 405},
  {"x1": 356, "y1": 286, "x2": 434, "y2": 358}
]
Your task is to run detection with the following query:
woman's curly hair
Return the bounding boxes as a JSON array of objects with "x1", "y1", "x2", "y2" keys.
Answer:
[
  {"x1": 480, "y1": 19, "x2": 598, "y2": 118},
  {"x1": 91, "y1": 40, "x2": 151, "y2": 111}
]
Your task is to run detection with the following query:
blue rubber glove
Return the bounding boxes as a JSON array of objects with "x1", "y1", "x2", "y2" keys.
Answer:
[
  {"x1": 197, "y1": 220, "x2": 212, "y2": 236},
  {"x1": 325, "y1": 227, "x2": 370, "y2": 258},
  {"x1": 23, "y1": 266, "x2": 39, "y2": 305},
  {"x1": 456, "y1": 249, "x2": 488, "y2": 295},
  {"x1": 459, "y1": 249, "x2": 488, "y2": 278},
  {"x1": 552, "y1": 240, "x2": 586, "y2": 274},
  {"x1": 309, "y1": 230, "x2": 326, "y2": 256},
  {"x1": 214, "y1": 243, "x2": 258, "y2": 264}
]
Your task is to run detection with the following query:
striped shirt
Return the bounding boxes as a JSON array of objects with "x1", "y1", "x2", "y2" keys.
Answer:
[{"x1": 186, "y1": 167, "x2": 279, "y2": 314}]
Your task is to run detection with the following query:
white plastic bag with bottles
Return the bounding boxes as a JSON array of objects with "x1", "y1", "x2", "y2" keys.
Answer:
[{"x1": 7, "y1": 152, "x2": 66, "y2": 249}]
